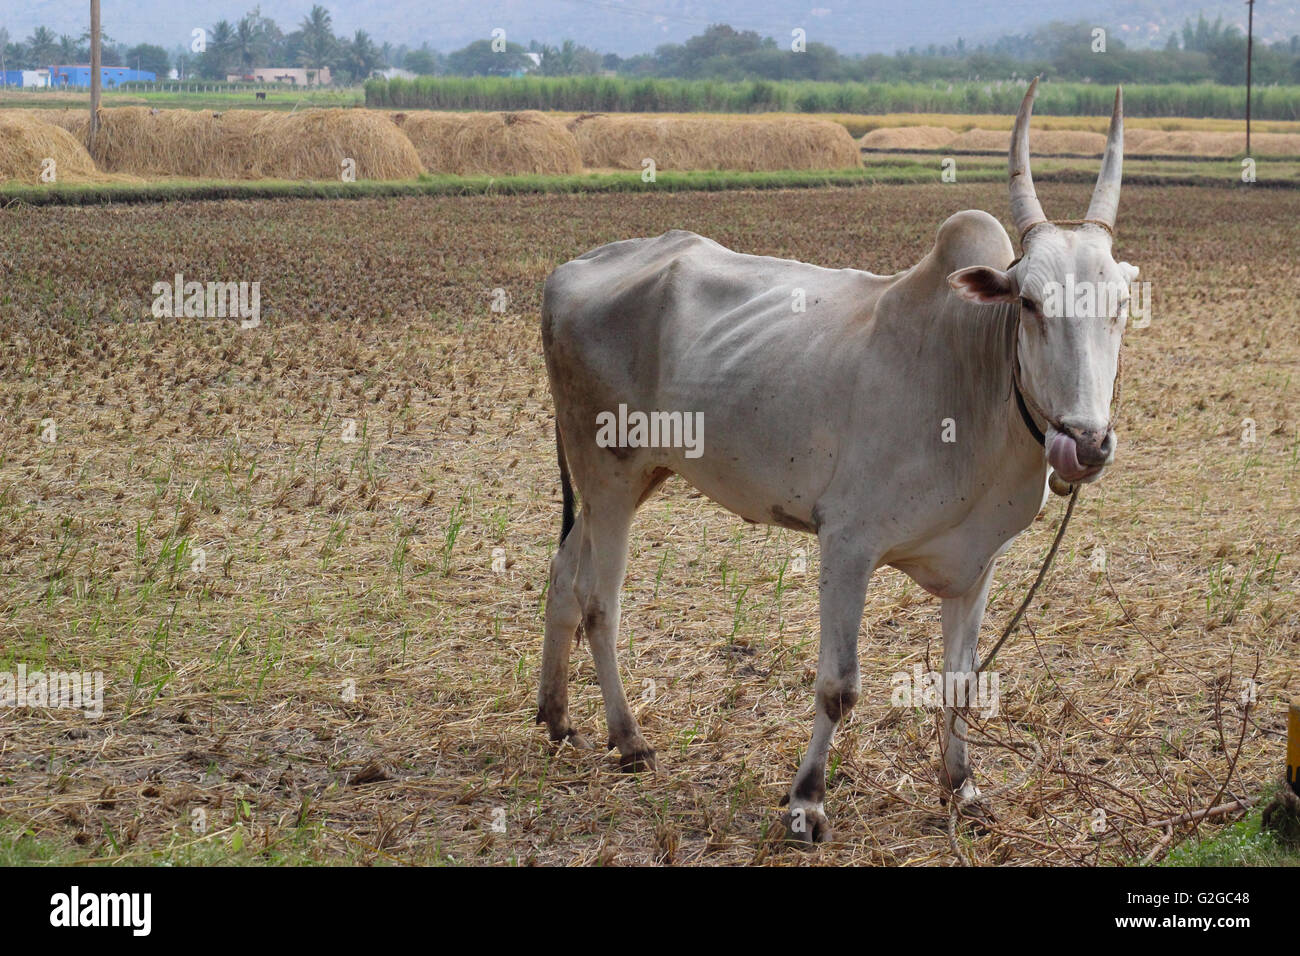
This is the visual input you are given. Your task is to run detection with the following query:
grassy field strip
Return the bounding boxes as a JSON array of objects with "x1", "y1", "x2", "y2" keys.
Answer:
[
  {"x1": 862, "y1": 146, "x2": 1300, "y2": 163},
  {"x1": 548, "y1": 110, "x2": 1300, "y2": 137},
  {"x1": 364, "y1": 75, "x2": 1300, "y2": 121},
  {"x1": 3, "y1": 156, "x2": 1296, "y2": 207},
  {"x1": 0, "y1": 89, "x2": 364, "y2": 112},
  {"x1": 12, "y1": 92, "x2": 1300, "y2": 137}
]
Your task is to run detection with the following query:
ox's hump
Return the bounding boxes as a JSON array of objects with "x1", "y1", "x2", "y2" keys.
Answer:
[{"x1": 932, "y1": 209, "x2": 1014, "y2": 272}]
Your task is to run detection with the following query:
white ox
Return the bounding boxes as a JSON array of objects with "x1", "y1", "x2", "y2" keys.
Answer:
[{"x1": 537, "y1": 80, "x2": 1139, "y2": 844}]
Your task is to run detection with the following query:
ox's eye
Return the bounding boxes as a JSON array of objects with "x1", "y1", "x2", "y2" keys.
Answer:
[{"x1": 1020, "y1": 296, "x2": 1039, "y2": 315}]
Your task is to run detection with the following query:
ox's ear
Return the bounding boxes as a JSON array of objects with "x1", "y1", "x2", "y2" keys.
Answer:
[{"x1": 947, "y1": 266, "x2": 1017, "y2": 304}]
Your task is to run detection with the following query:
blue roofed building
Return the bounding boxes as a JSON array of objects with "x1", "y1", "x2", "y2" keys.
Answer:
[
  {"x1": 1, "y1": 69, "x2": 52, "y2": 88},
  {"x1": 47, "y1": 65, "x2": 156, "y2": 88}
]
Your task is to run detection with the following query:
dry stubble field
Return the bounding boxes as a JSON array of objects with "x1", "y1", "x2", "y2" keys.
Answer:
[{"x1": 0, "y1": 182, "x2": 1296, "y2": 865}]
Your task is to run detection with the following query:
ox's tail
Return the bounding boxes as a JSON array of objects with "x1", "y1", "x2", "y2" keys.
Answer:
[{"x1": 556, "y1": 421, "x2": 576, "y2": 544}]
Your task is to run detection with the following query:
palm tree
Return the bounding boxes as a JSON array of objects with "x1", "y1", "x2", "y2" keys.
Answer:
[
  {"x1": 204, "y1": 20, "x2": 236, "y2": 78},
  {"x1": 56, "y1": 34, "x2": 79, "y2": 63},
  {"x1": 26, "y1": 26, "x2": 59, "y2": 66},
  {"x1": 297, "y1": 5, "x2": 336, "y2": 73},
  {"x1": 234, "y1": 15, "x2": 264, "y2": 72},
  {"x1": 342, "y1": 30, "x2": 380, "y2": 81}
]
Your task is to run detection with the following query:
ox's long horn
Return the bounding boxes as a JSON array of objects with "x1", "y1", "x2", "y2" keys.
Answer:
[
  {"x1": 1009, "y1": 77, "x2": 1046, "y2": 239},
  {"x1": 1085, "y1": 87, "x2": 1124, "y2": 232}
]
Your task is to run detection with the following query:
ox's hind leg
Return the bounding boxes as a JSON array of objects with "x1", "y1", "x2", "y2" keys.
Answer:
[
  {"x1": 939, "y1": 560, "x2": 997, "y2": 813},
  {"x1": 537, "y1": 511, "x2": 591, "y2": 748},
  {"x1": 784, "y1": 529, "x2": 874, "y2": 846},
  {"x1": 581, "y1": 490, "x2": 655, "y2": 772}
]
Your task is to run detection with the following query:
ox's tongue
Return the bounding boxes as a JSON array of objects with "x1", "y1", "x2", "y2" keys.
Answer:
[{"x1": 1047, "y1": 432, "x2": 1082, "y2": 479}]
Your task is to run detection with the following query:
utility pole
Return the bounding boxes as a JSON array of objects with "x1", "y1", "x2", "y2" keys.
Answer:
[
  {"x1": 1245, "y1": 0, "x2": 1255, "y2": 156},
  {"x1": 89, "y1": 0, "x2": 102, "y2": 147}
]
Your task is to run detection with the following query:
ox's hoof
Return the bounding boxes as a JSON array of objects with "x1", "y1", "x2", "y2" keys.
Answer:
[
  {"x1": 941, "y1": 779, "x2": 995, "y2": 828},
  {"x1": 616, "y1": 749, "x2": 657, "y2": 773},
  {"x1": 536, "y1": 710, "x2": 592, "y2": 750},
  {"x1": 956, "y1": 796, "x2": 995, "y2": 827},
  {"x1": 782, "y1": 804, "x2": 832, "y2": 848}
]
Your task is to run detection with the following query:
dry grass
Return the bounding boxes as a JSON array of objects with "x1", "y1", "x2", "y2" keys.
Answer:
[
  {"x1": 948, "y1": 128, "x2": 1110, "y2": 155},
  {"x1": 877, "y1": 125, "x2": 1300, "y2": 159},
  {"x1": 43, "y1": 107, "x2": 266, "y2": 179},
  {"x1": 570, "y1": 114, "x2": 861, "y2": 171},
  {"x1": 847, "y1": 112, "x2": 1300, "y2": 135},
  {"x1": 255, "y1": 108, "x2": 425, "y2": 181},
  {"x1": 551, "y1": 111, "x2": 1300, "y2": 140},
  {"x1": 0, "y1": 183, "x2": 1294, "y2": 865},
  {"x1": 860, "y1": 126, "x2": 957, "y2": 150},
  {"x1": 1129, "y1": 131, "x2": 1300, "y2": 158},
  {"x1": 33, "y1": 107, "x2": 424, "y2": 181},
  {"x1": 0, "y1": 112, "x2": 105, "y2": 184},
  {"x1": 1124, "y1": 128, "x2": 1166, "y2": 151},
  {"x1": 394, "y1": 110, "x2": 582, "y2": 176}
]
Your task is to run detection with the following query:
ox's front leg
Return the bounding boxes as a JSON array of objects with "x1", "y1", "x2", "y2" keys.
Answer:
[
  {"x1": 784, "y1": 532, "x2": 873, "y2": 846},
  {"x1": 939, "y1": 561, "x2": 997, "y2": 812}
]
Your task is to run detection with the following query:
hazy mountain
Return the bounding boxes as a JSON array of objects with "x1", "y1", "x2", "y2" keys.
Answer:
[{"x1": 8, "y1": 0, "x2": 1298, "y2": 57}]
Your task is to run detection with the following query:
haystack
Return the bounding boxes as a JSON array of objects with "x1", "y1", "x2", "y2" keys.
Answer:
[
  {"x1": 49, "y1": 106, "x2": 267, "y2": 178},
  {"x1": 45, "y1": 107, "x2": 424, "y2": 180},
  {"x1": 570, "y1": 115, "x2": 861, "y2": 171},
  {"x1": 1034, "y1": 130, "x2": 1108, "y2": 155},
  {"x1": 1129, "y1": 131, "x2": 1239, "y2": 157},
  {"x1": 0, "y1": 111, "x2": 103, "y2": 184},
  {"x1": 946, "y1": 128, "x2": 1009, "y2": 152},
  {"x1": 394, "y1": 110, "x2": 582, "y2": 175},
  {"x1": 1250, "y1": 133, "x2": 1300, "y2": 157},
  {"x1": 1129, "y1": 130, "x2": 1300, "y2": 157},
  {"x1": 859, "y1": 126, "x2": 957, "y2": 150},
  {"x1": 1123, "y1": 128, "x2": 1165, "y2": 151},
  {"x1": 255, "y1": 109, "x2": 424, "y2": 180},
  {"x1": 948, "y1": 128, "x2": 1107, "y2": 155}
]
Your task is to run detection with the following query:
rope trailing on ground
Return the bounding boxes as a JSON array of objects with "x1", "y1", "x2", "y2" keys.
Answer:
[{"x1": 977, "y1": 485, "x2": 1080, "y2": 674}]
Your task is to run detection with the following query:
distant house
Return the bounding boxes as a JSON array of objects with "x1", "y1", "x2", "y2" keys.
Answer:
[
  {"x1": 48, "y1": 65, "x2": 156, "y2": 87},
  {"x1": 0, "y1": 69, "x2": 51, "y2": 88},
  {"x1": 226, "y1": 67, "x2": 332, "y2": 86},
  {"x1": 374, "y1": 67, "x2": 416, "y2": 80}
]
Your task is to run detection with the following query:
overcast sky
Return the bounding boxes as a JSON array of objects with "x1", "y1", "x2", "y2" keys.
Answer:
[{"x1": 6, "y1": 0, "x2": 1288, "y2": 56}]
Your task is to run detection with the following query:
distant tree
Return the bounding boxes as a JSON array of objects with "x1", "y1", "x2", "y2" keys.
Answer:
[
  {"x1": 197, "y1": 20, "x2": 237, "y2": 78},
  {"x1": 255, "y1": 12, "x2": 287, "y2": 65},
  {"x1": 538, "y1": 39, "x2": 602, "y2": 75},
  {"x1": 56, "y1": 34, "x2": 80, "y2": 63},
  {"x1": 404, "y1": 47, "x2": 439, "y2": 75},
  {"x1": 446, "y1": 38, "x2": 530, "y2": 76},
  {"x1": 126, "y1": 43, "x2": 169, "y2": 76},
  {"x1": 297, "y1": 5, "x2": 337, "y2": 71},
  {"x1": 339, "y1": 30, "x2": 380, "y2": 81},
  {"x1": 26, "y1": 26, "x2": 59, "y2": 66},
  {"x1": 233, "y1": 14, "x2": 269, "y2": 71}
]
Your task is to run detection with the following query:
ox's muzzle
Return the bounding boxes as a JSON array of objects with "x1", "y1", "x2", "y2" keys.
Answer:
[{"x1": 1048, "y1": 424, "x2": 1116, "y2": 484}]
